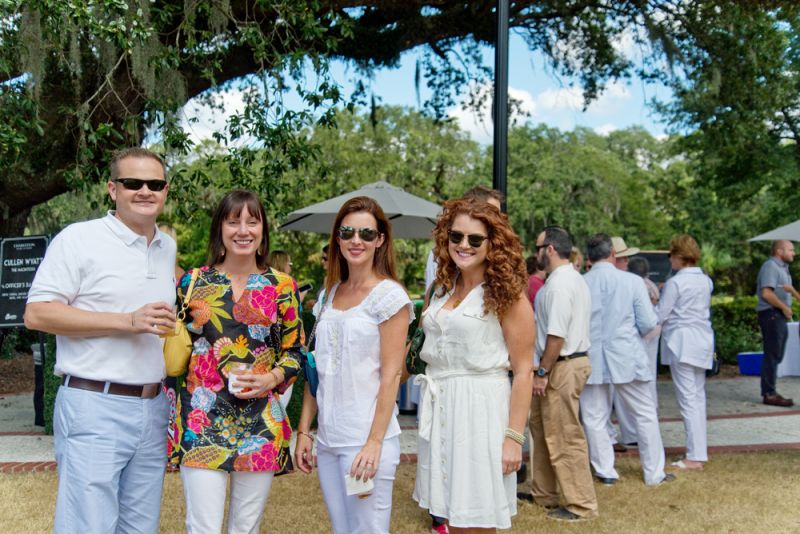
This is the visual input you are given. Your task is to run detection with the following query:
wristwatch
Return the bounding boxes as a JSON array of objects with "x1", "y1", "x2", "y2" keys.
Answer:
[{"x1": 536, "y1": 367, "x2": 549, "y2": 378}]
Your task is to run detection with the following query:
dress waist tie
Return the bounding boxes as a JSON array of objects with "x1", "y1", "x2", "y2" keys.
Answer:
[{"x1": 413, "y1": 369, "x2": 508, "y2": 442}]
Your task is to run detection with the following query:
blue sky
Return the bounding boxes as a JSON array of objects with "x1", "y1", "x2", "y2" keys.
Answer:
[{"x1": 178, "y1": 32, "x2": 672, "y2": 145}]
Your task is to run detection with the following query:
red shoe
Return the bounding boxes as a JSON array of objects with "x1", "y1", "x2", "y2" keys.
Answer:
[{"x1": 431, "y1": 523, "x2": 449, "y2": 534}]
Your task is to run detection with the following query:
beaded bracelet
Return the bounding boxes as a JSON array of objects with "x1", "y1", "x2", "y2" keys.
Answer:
[
  {"x1": 504, "y1": 428, "x2": 525, "y2": 445},
  {"x1": 297, "y1": 430, "x2": 314, "y2": 441}
]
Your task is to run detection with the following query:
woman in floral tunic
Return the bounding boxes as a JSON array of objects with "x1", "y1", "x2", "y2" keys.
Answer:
[{"x1": 175, "y1": 190, "x2": 303, "y2": 533}]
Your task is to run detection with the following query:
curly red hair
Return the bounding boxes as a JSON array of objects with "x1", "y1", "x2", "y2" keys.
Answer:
[{"x1": 433, "y1": 198, "x2": 527, "y2": 319}]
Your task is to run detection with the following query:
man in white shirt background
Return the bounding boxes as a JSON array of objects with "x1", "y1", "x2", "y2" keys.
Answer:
[
  {"x1": 25, "y1": 147, "x2": 177, "y2": 533},
  {"x1": 530, "y1": 226, "x2": 598, "y2": 522},
  {"x1": 581, "y1": 234, "x2": 674, "y2": 487}
]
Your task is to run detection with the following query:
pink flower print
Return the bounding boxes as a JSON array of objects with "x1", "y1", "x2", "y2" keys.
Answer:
[
  {"x1": 186, "y1": 409, "x2": 211, "y2": 433},
  {"x1": 249, "y1": 286, "x2": 278, "y2": 323},
  {"x1": 282, "y1": 306, "x2": 297, "y2": 322},
  {"x1": 194, "y1": 353, "x2": 224, "y2": 392},
  {"x1": 250, "y1": 442, "x2": 280, "y2": 471}
]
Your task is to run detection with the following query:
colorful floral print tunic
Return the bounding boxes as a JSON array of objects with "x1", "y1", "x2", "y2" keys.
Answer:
[{"x1": 173, "y1": 266, "x2": 303, "y2": 472}]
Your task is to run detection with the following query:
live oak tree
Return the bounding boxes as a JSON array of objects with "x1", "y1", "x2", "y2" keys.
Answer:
[{"x1": 0, "y1": 0, "x2": 789, "y2": 236}]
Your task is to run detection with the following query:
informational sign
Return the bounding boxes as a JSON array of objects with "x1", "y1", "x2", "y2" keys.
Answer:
[{"x1": 0, "y1": 236, "x2": 48, "y2": 327}]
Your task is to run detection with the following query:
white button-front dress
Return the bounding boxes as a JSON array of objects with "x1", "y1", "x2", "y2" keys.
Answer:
[{"x1": 413, "y1": 284, "x2": 516, "y2": 529}]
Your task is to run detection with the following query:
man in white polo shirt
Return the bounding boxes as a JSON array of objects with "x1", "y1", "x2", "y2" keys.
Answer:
[
  {"x1": 530, "y1": 226, "x2": 598, "y2": 522},
  {"x1": 25, "y1": 147, "x2": 177, "y2": 534}
]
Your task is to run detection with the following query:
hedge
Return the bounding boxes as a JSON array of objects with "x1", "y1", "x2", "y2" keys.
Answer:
[{"x1": 710, "y1": 295, "x2": 800, "y2": 364}]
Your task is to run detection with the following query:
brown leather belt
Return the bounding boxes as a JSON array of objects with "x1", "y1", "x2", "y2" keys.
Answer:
[
  {"x1": 61, "y1": 375, "x2": 161, "y2": 399},
  {"x1": 557, "y1": 351, "x2": 588, "y2": 362}
]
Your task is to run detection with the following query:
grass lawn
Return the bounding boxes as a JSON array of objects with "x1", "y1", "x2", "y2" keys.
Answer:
[{"x1": 2, "y1": 451, "x2": 799, "y2": 532}]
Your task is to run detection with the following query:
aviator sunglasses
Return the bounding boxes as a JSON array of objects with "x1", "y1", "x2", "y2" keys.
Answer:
[
  {"x1": 337, "y1": 226, "x2": 380, "y2": 242},
  {"x1": 448, "y1": 230, "x2": 489, "y2": 248},
  {"x1": 113, "y1": 178, "x2": 168, "y2": 192}
]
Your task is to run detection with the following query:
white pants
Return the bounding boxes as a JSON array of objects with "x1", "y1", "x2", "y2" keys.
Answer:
[
  {"x1": 317, "y1": 437, "x2": 400, "y2": 534},
  {"x1": 669, "y1": 362, "x2": 708, "y2": 462},
  {"x1": 581, "y1": 381, "x2": 667, "y2": 485},
  {"x1": 613, "y1": 387, "x2": 638, "y2": 444},
  {"x1": 181, "y1": 467, "x2": 274, "y2": 534}
]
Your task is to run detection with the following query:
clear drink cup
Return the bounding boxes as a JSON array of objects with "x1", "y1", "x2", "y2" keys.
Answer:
[{"x1": 228, "y1": 363, "x2": 253, "y2": 394}]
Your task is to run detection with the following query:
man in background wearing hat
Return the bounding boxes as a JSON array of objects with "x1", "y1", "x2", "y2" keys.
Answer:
[{"x1": 612, "y1": 236, "x2": 639, "y2": 271}]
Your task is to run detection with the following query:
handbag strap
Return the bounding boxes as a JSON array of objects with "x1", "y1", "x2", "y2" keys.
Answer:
[
  {"x1": 307, "y1": 288, "x2": 330, "y2": 349},
  {"x1": 184, "y1": 268, "x2": 200, "y2": 301},
  {"x1": 177, "y1": 268, "x2": 201, "y2": 321},
  {"x1": 418, "y1": 283, "x2": 436, "y2": 330}
]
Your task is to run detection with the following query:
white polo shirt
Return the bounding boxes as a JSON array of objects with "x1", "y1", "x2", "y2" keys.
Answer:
[
  {"x1": 27, "y1": 212, "x2": 177, "y2": 384},
  {"x1": 534, "y1": 263, "x2": 591, "y2": 360}
]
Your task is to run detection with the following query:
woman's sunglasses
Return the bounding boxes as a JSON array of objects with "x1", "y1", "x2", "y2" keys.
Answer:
[
  {"x1": 448, "y1": 230, "x2": 488, "y2": 248},
  {"x1": 113, "y1": 178, "x2": 168, "y2": 191},
  {"x1": 337, "y1": 226, "x2": 380, "y2": 242}
]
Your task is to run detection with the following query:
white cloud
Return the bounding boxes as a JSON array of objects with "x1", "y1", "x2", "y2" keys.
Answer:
[
  {"x1": 594, "y1": 123, "x2": 618, "y2": 136},
  {"x1": 536, "y1": 86, "x2": 584, "y2": 111},
  {"x1": 178, "y1": 87, "x2": 248, "y2": 145},
  {"x1": 447, "y1": 83, "x2": 537, "y2": 144}
]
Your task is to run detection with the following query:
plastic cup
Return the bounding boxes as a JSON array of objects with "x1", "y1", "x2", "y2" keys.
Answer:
[{"x1": 228, "y1": 363, "x2": 253, "y2": 394}]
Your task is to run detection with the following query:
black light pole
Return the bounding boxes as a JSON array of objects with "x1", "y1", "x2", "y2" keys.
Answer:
[{"x1": 492, "y1": 0, "x2": 509, "y2": 212}]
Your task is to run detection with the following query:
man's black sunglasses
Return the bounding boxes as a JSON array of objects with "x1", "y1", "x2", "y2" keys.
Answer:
[
  {"x1": 337, "y1": 226, "x2": 380, "y2": 242},
  {"x1": 113, "y1": 178, "x2": 168, "y2": 191},
  {"x1": 448, "y1": 230, "x2": 488, "y2": 248}
]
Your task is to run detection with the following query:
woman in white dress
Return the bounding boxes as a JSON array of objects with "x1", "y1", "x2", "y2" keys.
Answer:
[
  {"x1": 294, "y1": 196, "x2": 413, "y2": 534},
  {"x1": 657, "y1": 234, "x2": 714, "y2": 471},
  {"x1": 414, "y1": 198, "x2": 534, "y2": 532}
]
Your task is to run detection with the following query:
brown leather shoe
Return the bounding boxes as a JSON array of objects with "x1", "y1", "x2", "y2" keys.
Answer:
[
  {"x1": 613, "y1": 443, "x2": 628, "y2": 453},
  {"x1": 763, "y1": 394, "x2": 794, "y2": 407}
]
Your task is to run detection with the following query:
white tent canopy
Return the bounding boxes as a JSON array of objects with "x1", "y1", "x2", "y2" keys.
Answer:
[
  {"x1": 279, "y1": 181, "x2": 441, "y2": 239},
  {"x1": 749, "y1": 220, "x2": 800, "y2": 242}
]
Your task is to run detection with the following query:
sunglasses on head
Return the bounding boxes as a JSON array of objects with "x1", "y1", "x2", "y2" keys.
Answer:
[
  {"x1": 448, "y1": 230, "x2": 489, "y2": 248},
  {"x1": 337, "y1": 226, "x2": 380, "y2": 242},
  {"x1": 113, "y1": 178, "x2": 168, "y2": 191}
]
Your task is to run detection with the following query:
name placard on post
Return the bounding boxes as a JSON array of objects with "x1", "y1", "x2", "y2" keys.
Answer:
[{"x1": 0, "y1": 236, "x2": 49, "y2": 327}]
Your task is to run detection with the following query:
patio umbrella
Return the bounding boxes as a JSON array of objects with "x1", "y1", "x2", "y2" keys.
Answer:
[
  {"x1": 749, "y1": 220, "x2": 800, "y2": 241},
  {"x1": 279, "y1": 181, "x2": 441, "y2": 239}
]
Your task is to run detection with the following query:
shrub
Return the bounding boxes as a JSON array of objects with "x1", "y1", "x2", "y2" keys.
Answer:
[
  {"x1": 43, "y1": 334, "x2": 58, "y2": 435},
  {"x1": 711, "y1": 296, "x2": 762, "y2": 364}
]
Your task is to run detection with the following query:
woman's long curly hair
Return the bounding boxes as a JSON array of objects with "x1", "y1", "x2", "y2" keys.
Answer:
[{"x1": 433, "y1": 198, "x2": 527, "y2": 319}]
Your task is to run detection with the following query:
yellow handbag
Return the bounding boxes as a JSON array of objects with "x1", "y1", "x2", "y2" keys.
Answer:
[{"x1": 163, "y1": 268, "x2": 200, "y2": 377}]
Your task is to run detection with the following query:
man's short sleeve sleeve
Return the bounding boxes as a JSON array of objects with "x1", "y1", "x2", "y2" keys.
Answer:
[
  {"x1": 26, "y1": 228, "x2": 81, "y2": 304},
  {"x1": 543, "y1": 287, "x2": 572, "y2": 339},
  {"x1": 758, "y1": 261, "x2": 781, "y2": 290}
]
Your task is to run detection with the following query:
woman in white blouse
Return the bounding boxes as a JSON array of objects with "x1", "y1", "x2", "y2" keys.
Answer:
[
  {"x1": 294, "y1": 196, "x2": 412, "y2": 534},
  {"x1": 413, "y1": 198, "x2": 534, "y2": 532},
  {"x1": 657, "y1": 234, "x2": 714, "y2": 470}
]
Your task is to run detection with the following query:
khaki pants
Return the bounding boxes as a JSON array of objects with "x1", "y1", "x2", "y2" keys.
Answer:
[{"x1": 529, "y1": 357, "x2": 598, "y2": 518}]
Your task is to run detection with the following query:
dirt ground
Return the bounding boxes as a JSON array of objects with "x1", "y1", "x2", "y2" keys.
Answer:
[{"x1": 0, "y1": 354, "x2": 34, "y2": 395}]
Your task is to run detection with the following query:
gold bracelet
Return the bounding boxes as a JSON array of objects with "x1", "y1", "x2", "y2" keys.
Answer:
[
  {"x1": 504, "y1": 428, "x2": 525, "y2": 445},
  {"x1": 270, "y1": 369, "x2": 284, "y2": 382},
  {"x1": 297, "y1": 430, "x2": 314, "y2": 441}
]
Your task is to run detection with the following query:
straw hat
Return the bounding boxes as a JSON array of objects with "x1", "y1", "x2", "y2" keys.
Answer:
[{"x1": 611, "y1": 236, "x2": 640, "y2": 258}]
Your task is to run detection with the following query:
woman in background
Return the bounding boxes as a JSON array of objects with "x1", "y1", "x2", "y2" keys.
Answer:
[
  {"x1": 657, "y1": 234, "x2": 714, "y2": 471},
  {"x1": 294, "y1": 196, "x2": 412, "y2": 534}
]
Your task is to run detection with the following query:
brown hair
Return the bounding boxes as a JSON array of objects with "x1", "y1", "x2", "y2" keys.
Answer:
[
  {"x1": 462, "y1": 184, "x2": 504, "y2": 206},
  {"x1": 325, "y1": 196, "x2": 398, "y2": 293},
  {"x1": 110, "y1": 147, "x2": 167, "y2": 181},
  {"x1": 433, "y1": 198, "x2": 527, "y2": 318},
  {"x1": 207, "y1": 190, "x2": 269, "y2": 269},
  {"x1": 267, "y1": 250, "x2": 291, "y2": 273},
  {"x1": 670, "y1": 234, "x2": 701, "y2": 266}
]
